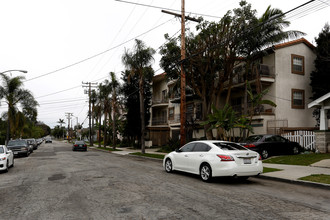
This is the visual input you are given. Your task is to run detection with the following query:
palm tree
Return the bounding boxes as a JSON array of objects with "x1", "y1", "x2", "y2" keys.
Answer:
[
  {"x1": 57, "y1": 119, "x2": 65, "y2": 139},
  {"x1": 108, "y1": 72, "x2": 120, "y2": 149},
  {"x1": 0, "y1": 74, "x2": 38, "y2": 144},
  {"x1": 122, "y1": 39, "x2": 155, "y2": 154},
  {"x1": 99, "y1": 82, "x2": 111, "y2": 148}
]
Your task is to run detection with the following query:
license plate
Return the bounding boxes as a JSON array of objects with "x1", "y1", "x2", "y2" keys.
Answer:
[
  {"x1": 14, "y1": 152, "x2": 18, "y2": 155},
  {"x1": 243, "y1": 158, "x2": 251, "y2": 164}
]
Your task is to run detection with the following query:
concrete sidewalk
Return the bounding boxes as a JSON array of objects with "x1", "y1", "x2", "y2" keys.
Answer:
[
  {"x1": 261, "y1": 162, "x2": 330, "y2": 188},
  {"x1": 100, "y1": 147, "x2": 330, "y2": 188}
]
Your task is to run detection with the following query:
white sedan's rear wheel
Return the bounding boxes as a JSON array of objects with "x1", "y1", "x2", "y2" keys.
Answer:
[
  {"x1": 200, "y1": 164, "x2": 212, "y2": 182},
  {"x1": 165, "y1": 159, "x2": 173, "y2": 173}
]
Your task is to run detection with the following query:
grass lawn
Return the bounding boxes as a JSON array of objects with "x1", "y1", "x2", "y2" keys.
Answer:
[
  {"x1": 96, "y1": 147, "x2": 122, "y2": 151},
  {"x1": 130, "y1": 152, "x2": 165, "y2": 160},
  {"x1": 299, "y1": 174, "x2": 330, "y2": 185},
  {"x1": 263, "y1": 167, "x2": 282, "y2": 173},
  {"x1": 263, "y1": 153, "x2": 330, "y2": 166}
]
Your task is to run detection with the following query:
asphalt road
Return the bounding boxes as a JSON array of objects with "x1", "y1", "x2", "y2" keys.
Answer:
[{"x1": 0, "y1": 140, "x2": 329, "y2": 220}]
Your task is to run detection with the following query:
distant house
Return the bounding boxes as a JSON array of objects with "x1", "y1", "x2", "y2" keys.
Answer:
[{"x1": 147, "y1": 38, "x2": 317, "y2": 146}]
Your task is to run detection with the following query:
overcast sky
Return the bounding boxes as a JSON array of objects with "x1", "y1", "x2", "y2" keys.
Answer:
[{"x1": 0, "y1": 0, "x2": 329, "y2": 128}]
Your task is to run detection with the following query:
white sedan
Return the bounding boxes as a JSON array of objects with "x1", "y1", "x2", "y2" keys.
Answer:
[
  {"x1": 163, "y1": 140, "x2": 263, "y2": 182},
  {"x1": 0, "y1": 145, "x2": 14, "y2": 173}
]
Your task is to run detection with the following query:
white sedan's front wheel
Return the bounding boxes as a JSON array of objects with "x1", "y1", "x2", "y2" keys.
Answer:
[
  {"x1": 165, "y1": 159, "x2": 173, "y2": 173},
  {"x1": 5, "y1": 160, "x2": 9, "y2": 172},
  {"x1": 200, "y1": 164, "x2": 212, "y2": 182}
]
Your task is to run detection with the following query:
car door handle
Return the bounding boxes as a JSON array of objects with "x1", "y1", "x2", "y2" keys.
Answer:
[
  {"x1": 184, "y1": 155, "x2": 188, "y2": 157},
  {"x1": 199, "y1": 154, "x2": 204, "y2": 157}
]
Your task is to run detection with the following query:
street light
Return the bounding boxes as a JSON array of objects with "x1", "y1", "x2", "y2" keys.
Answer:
[{"x1": 0, "y1": 70, "x2": 28, "y2": 146}]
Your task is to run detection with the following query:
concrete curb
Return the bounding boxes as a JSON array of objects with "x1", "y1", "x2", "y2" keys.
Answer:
[{"x1": 256, "y1": 175, "x2": 330, "y2": 190}]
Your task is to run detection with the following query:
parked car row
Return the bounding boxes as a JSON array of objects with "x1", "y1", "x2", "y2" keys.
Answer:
[
  {"x1": 163, "y1": 135, "x2": 303, "y2": 182},
  {"x1": 1, "y1": 137, "x2": 49, "y2": 173}
]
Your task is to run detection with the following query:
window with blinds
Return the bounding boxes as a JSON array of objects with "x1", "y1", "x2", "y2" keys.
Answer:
[
  {"x1": 291, "y1": 89, "x2": 305, "y2": 109},
  {"x1": 291, "y1": 54, "x2": 305, "y2": 75}
]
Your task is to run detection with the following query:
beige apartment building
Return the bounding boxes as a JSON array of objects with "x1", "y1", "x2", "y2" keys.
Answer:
[{"x1": 147, "y1": 38, "x2": 317, "y2": 146}]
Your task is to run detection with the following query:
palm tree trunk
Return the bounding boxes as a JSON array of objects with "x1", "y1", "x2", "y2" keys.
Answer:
[
  {"x1": 98, "y1": 108, "x2": 101, "y2": 148},
  {"x1": 112, "y1": 91, "x2": 116, "y2": 150},
  {"x1": 139, "y1": 77, "x2": 145, "y2": 154},
  {"x1": 103, "y1": 113, "x2": 107, "y2": 148},
  {"x1": 6, "y1": 106, "x2": 10, "y2": 145}
]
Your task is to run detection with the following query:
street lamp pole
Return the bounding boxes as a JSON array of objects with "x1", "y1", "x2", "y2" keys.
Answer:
[{"x1": 0, "y1": 70, "x2": 28, "y2": 146}]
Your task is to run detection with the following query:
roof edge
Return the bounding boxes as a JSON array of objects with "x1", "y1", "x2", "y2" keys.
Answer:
[{"x1": 274, "y1": 38, "x2": 315, "y2": 50}]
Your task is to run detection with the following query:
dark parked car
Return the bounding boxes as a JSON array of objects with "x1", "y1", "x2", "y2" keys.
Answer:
[
  {"x1": 7, "y1": 139, "x2": 31, "y2": 157},
  {"x1": 72, "y1": 141, "x2": 87, "y2": 151},
  {"x1": 241, "y1": 135, "x2": 303, "y2": 159}
]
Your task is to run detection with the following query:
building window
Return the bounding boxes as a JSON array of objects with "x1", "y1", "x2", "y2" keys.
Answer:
[
  {"x1": 291, "y1": 54, "x2": 304, "y2": 75},
  {"x1": 291, "y1": 89, "x2": 305, "y2": 109},
  {"x1": 161, "y1": 89, "x2": 167, "y2": 102},
  {"x1": 196, "y1": 103, "x2": 203, "y2": 120},
  {"x1": 168, "y1": 107, "x2": 174, "y2": 120}
]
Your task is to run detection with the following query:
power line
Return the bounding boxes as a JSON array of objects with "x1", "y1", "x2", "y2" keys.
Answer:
[
  {"x1": 114, "y1": 0, "x2": 222, "y2": 19},
  {"x1": 23, "y1": 17, "x2": 175, "y2": 83}
]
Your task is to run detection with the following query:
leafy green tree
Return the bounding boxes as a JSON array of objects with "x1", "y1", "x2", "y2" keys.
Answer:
[
  {"x1": 121, "y1": 70, "x2": 152, "y2": 147},
  {"x1": 310, "y1": 23, "x2": 330, "y2": 125},
  {"x1": 0, "y1": 74, "x2": 38, "y2": 143},
  {"x1": 122, "y1": 39, "x2": 155, "y2": 154}
]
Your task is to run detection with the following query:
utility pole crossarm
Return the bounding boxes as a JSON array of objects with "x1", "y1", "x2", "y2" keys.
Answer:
[{"x1": 161, "y1": 10, "x2": 200, "y2": 22}]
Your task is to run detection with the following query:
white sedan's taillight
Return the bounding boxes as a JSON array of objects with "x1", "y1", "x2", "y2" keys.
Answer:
[{"x1": 217, "y1": 155, "x2": 234, "y2": 161}]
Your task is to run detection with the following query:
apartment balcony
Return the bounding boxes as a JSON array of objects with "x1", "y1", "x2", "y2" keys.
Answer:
[
  {"x1": 225, "y1": 64, "x2": 275, "y2": 89},
  {"x1": 151, "y1": 116, "x2": 168, "y2": 126},
  {"x1": 152, "y1": 98, "x2": 169, "y2": 107},
  {"x1": 168, "y1": 113, "x2": 203, "y2": 125}
]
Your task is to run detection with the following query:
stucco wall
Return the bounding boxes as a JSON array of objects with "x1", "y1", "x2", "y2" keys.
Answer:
[{"x1": 269, "y1": 43, "x2": 316, "y2": 128}]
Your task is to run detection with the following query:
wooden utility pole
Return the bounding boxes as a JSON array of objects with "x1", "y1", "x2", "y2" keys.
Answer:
[
  {"x1": 162, "y1": 1, "x2": 199, "y2": 146},
  {"x1": 82, "y1": 82, "x2": 98, "y2": 146},
  {"x1": 180, "y1": 0, "x2": 186, "y2": 147},
  {"x1": 65, "y1": 112, "x2": 73, "y2": 141}
]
